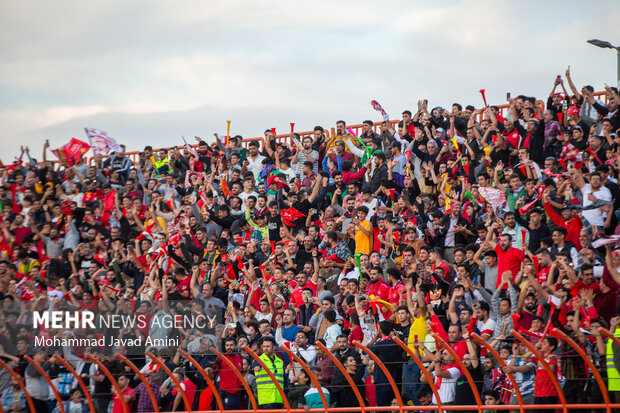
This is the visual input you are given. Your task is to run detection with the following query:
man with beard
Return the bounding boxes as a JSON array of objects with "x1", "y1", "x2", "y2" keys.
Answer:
[
  {"x1": 571, "y1": 168, "x2": 613, "y2": 231},
  {"x1": 331, "y1": 334, "x2": 364, "y2": 381},
  {"x1": 486, "y1": 227, "x2": 524, "y2": 287},
  {"x1": 500, "y1": 212, "x2": 529, "y2": 252},
  {"x1": 317, "y1": 230, "x2": 352, "y2": 271},
  {"x1": 515, "y1": 207, "x2": 549, "y2": 253},
  {"x1": 243, "y1": 141, "x2": 266, "y2": 180},
  {"x1": 542, "y1": 188, "x2": 583, "y2": 249},
  {"x1": 370, "y1": 152, "x2": 389, "y2": 194},
  {"x1": 514, "y1": 270, "x2": 539, "y2": 332},
  {"x1": 419, "y1": 347, "x2": 460, "y2": 405},
  {"x1": 365, "y1": 266, "x2": 390, "y2": 305},
  {"x1": 212, "y1": 337, "x2": 243, "y2": 409},
  {"x1": 549, "y1": 227, "x2": 579, "y2": 268},
  {"x1": 293, "y1": 136, "x2": 319, "y2": 178}
]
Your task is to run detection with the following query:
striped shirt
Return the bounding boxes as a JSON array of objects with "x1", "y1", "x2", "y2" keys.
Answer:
[
  {"x1": 507, "y1": 356, "x2": 536, "y2": 396},
  {"x1": 304, "y1": 387, "x2": 330, "y2": 408}
]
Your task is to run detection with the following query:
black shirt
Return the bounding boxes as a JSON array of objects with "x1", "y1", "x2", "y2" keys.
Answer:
[
  {"x1": 453, "y1": 364, "x2": 483, "y2": 407},
  {"x1": 267, "y1": 214, "x2": 282, "y2": 242}
]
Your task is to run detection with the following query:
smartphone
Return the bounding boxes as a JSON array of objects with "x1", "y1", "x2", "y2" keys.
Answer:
[{"x1": 506, "y1": 92, "x2": 511, "y2": 99}]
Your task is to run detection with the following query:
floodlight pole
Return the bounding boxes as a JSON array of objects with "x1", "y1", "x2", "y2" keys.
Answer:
[{"x1": 587, "y1": 39, "x2": 620, "y2": 83}]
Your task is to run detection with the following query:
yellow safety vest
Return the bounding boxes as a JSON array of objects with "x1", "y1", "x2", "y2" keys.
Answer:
[
  {"x1": 256, "y1": 353, "x2": 284, "y2": 405},
  {"x1": 606, "y1": 328, "x2": 620, "y2": 391}
]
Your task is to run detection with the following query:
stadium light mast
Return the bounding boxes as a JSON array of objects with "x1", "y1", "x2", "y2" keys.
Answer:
[{"x1": 587, "y1": 39, "x2": 620, "y2": 83}]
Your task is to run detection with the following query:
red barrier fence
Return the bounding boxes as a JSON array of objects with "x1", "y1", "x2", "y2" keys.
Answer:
[
  {"x1": 4, "y1": 326, "x2": 620, "y2": 413},
  {"x1": 67, "y1": 90, "x2": 611, "y2": 167}
]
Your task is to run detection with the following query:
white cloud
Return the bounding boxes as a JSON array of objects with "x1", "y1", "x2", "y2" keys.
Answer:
[{"x1": 1, "y1": 0, "x2": 619, "y2": 160}]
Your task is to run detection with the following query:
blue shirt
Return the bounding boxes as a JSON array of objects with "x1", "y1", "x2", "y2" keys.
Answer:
[{"x1": 282, "y1": 324, "x2": 301, "y2": 342}]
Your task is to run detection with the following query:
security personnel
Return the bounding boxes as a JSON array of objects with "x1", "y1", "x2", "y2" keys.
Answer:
[
  {"x1": 606, "y1": 325, "x2": 620, "y2": 398},
  {"x1": 253, "y1": 336, "x2": 285, "y2": 409}
]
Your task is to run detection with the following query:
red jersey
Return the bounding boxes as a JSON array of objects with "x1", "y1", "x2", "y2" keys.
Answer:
[
  {"x1": 290, "y1": 280, "x2": 317, "y2": 308},
  {"x1": 388, "y1": 281, "x2": 406, "y2": 307},
  {"x1": 534, "y1": 356, "x2": 558, "y2": 397},
  {"x1": 112, "y1": 386, "x2": 135, "y2": 413},
  {"x1": 213, "y1": 353, "x2": 243, "y2": 394},
  {"x1": 365, "y1": 280, "x2": 390, "y2": 302},
  {"x1": 348, "y1": 325, "x2": 364, "y2": 347},
  {"x1": 503, "y1": 128, "x2": 521, "y2": 148},
  {"x1": 495, "y1": 244, "x2": 524, "y2": 288}
]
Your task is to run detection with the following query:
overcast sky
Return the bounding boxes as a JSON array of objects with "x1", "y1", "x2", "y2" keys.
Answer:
[{"x1": 1, "y1": 0, "x2": 619, "y2": 162}]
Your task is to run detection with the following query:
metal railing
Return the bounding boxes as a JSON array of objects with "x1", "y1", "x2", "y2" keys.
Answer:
[
  {"x1": 65, "y1": 89, "x2": 611, "y2": 168},
  {"x1": 8, "y1": 326, "x2": 620, "y2": 413}
]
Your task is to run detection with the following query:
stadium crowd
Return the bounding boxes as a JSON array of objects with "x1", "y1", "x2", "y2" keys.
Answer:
[{"x1": 0, "y1": 69, "x2": 620, "y2": 413}]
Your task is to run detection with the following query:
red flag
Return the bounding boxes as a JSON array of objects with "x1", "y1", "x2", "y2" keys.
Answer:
[
  {"x1": 281, "y1": 207, "x2": 306, "y2": 226},
  {"x1": 52, "y1": 138, "x2": 90, "y2": 167}
]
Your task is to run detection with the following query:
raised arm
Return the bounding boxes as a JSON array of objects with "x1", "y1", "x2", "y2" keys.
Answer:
[{"x1": 564, "y1": 67, "x2": 581, "y2": 101}]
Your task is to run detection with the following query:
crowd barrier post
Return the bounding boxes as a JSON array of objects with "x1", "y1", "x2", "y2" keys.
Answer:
[
  {"x1": 314, "y1": 341, "x2": 367, "y2": 409},
  {"x1": 392, "y1": 336, "x2": 444, "y2": 411},
  {"x1": 145, "y1": 351, "x2": 192, "y2": 413},
  {"x1": 24, "y1": 355, "x2": 65, "y2": 413},
  {"x1": 552, "y1": 328, "x2": 611, "y2": 412},
  {"x1": 210, "y1": 346, "x2": 259, "y2": 411},
  {"x1": 54, "y1": 355, "x2": 97, "y2": 413},
  {"x1": 242, "y1": 345, "x2": 292, "y2": 411},
  {"x1": 115, "y1": 354, "x2": 160, "y2": 413},
  {"x1": 0, "y1": 358, "x2": 35, "y2": 413},
  {"x1": 430, "y1": 333, "x2": 483, "y2": 413},
  {"x1": 352, "y1": 340, "x2": 404, "y2": 408},
  {"x1": 470, "y1": 332, "x2": 525, "y2": 413},
  {"x1": 279, "y1": 345, "x2": 330, "y2": 409},
  {"x1": 85, "y1": 354, "x2": 129, "y2": 413},
  {"x1": 510, "y1": 330, "x2": 568, "y2": 413},
  {"x1": 178, "y1": 349, "x2": 225, "y2": 412}
]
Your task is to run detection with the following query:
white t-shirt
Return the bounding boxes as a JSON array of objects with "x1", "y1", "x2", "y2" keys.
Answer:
[
  {"x1": 239, "y1": 191, "x2": 259, "y2": 207},
  {"x1": 246, "y1": 155, "x2": 266, "y2": 180},
  {"x1": 323, "y1": 324, "x2": 342, "y2": 349},
  {"x1": 432, "y1": 366, "x2": 460, "y2": 404},
  {"x1": 581, "y1": 183, "x2": 612, "y2": 227}
]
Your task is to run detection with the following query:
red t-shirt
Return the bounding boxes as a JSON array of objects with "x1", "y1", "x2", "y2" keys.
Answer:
[
  {"x1": 388, "y1": 282, "x2": 406, "y2": 307},
  {"x1": 348, "y1": 325, "x2": 364, "y2": 347},
  {"x1": 537, "y1": 265, "x2": 551, "y2": 285},
  {"x1": 372, "y1": 228, "x2": 387, "y2": 253},
  {"x1": 495, "y1": 244, "x2": 524, "y2": 288},
  {"x1": 503, "y1": 128, "x2": 521, "y2": 148},
  {"x1": 534, "y1": 356, "x2": 558, "y2": 397},
  {"x1": 112, "y1": 386, "x2": 135, "y2": 413},
  {"x1": 290, "y1": 280, "x2": 317, "y2": 308},
  {"x1": 365, "y1": 280, "x2": 390, "y2": 302}
]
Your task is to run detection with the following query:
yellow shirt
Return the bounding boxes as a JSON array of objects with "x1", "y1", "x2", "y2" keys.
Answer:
[
  {"x1": 354, "y1": 219, "x2": 372, "y2": 255},
  {"x1": 407, "y1": 316, "x2": 429, "y2": 353}
]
